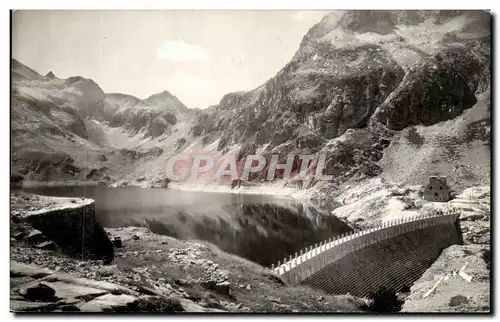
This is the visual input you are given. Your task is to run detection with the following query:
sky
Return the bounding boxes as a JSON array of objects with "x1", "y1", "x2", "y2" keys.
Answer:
[{"x1": 12, "y1": 10, "x2": 330, "y2": 109}]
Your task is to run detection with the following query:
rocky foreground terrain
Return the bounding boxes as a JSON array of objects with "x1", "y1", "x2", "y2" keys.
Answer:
[
  {"x1": 321, "y1": 182, "x2": 490, "y2": 312},
  {"x1": 10, "y1": 10, "x2": 491, "y2": 313},
  {"x1": 10, "y1": 192, "x2": 365, "y2": 313},
  {"x1": 10, "y1": 183, "x2": 490, "y2": 313}
]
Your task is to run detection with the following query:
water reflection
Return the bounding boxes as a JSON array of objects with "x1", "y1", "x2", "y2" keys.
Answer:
[{"x1": 20, "y1": 185, "x2": 352, "y2": 266}]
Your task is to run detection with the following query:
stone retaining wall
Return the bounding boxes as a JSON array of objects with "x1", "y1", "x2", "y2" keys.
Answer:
[{"x1": 24, "y1": 200, "x2": 114, "y2": 261}]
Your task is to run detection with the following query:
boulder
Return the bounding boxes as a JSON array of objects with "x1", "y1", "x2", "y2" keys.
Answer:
[
  {"x1": 178, "y1": 298, "x2": 225, "y2": 312},
  {"x1": 97, "y1": 266, "x2": 117, "y2": 278},
  {"x1": 214, "y1": 281, "x2": 231, "y2": 296},
  {"x1": 150, "y1": 177, "x2": 170, "y2": 188},
  {"x1": 267, "y1": 296, "x2": 282, "y2": 303},
  {"x1": 134, "y1": 285, "x2": 161, "y2": 296},
  {"x1": 13, "y1": 231, "x2": 27, "y2": 240},
  {"x1": 46, "y1": 274, "x2": 138, "y2": 296},
  {"x1": 131, "y1": 296, "x2": 186, "y2": 312},
  {"x1": 201, "y1": 280, "x2": 217, "y2": 290},
  {"x1": 45, "y1": 71, "x2": 56, "y2": 79},
  {"x1": 21, "y1": 283, "x2": 56, "y2": 302},
  {"x1": 20, "y1": 280, "x2": 107, "y2": 300},
  {"x1": 60, "y1": 304, "x2": 80, "y2": 312},
  {"x1": 449, "y1": 295, "x2": 468, "y2": 307},
  {"x1": 113, "y1": 236, "x2": 122, "y2": 248},
  {"x1": 200, "y1": 294, "x2": 224, "y2": 310},
  {"x1": 26, "y1": 230, "x2": 45, "y2": 244}
]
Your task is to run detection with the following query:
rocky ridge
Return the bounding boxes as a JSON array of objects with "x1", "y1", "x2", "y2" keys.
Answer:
[
  {"x1": 11, "y1": 11, "x2": 490, "y2": 195},
  {"x1": 11, "y1": 58, "x2": 197, "y2": 183},
  {"x1": 184, "y1": 10, "x2": 490, "y2": 192}
]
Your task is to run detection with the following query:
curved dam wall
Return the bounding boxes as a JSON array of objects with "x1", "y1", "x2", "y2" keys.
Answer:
[
  {"x1": 273, "y1": 213, "x2": 460, "y2": 297},
  {"x1": 24, "y1": 199, "x2": 114, "y2": 260}
]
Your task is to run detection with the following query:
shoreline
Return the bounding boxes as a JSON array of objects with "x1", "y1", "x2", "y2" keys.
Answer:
[
  {"x1": 16, "y1": 179, "x2": 307, "y2": 199},
  {"x1": 15, "y1": 180, "x2": 100, "y2": 188},
  {"x1": 14, "y1": 180, "x2": 339, "y2": 218},
  {"x1": 168, "y1": 182, "x2": 299, "y2": 197},
  {"x1": 10, "y1": 192, "x2": 365, "y2": 313}
]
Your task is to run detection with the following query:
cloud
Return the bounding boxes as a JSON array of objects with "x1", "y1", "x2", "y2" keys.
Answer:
[{"x1": 157, "y1": 39, "x2": 210, "y2": 62}]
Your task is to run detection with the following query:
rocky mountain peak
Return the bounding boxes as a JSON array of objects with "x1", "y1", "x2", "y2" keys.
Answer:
[
  {"x1": 10, "y1": 11, "x2": 491, "y2": 190},
  {"x1": 188, "y1": 10, "x2": 490, "y2": 189},
  {"x1": 337, "y1": 10, "x2": 396, "y2": 35},
  {"x1": 141, "y1": 90, "x2": 190, "y2": 114},
  {"x1": 145, "y1": 90, "x2": 176, "y2": 101},
  {"x1": 45, "y1": 71, "x2": 56, "y2": 79}
]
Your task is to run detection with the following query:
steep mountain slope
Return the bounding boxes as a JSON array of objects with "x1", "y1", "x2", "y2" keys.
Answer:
[
  {"x1": 183, "y1": 10, "x2": 490, "y2": 193},
  {"x1": 12, "y1": 59, "x2": 46, "y2": 81},
  {"x1": 11, "y1": 10, "x2": 490, "y2": 194},
  {"x1": 95, "y1": 91, "x2": 194, "y2": 138},
  {"x1": 11, "y1": 59, "x2": 196, "y2": 182},
  {"x1": 379, "y1": 91, "x2": 490, "y2": 191}
]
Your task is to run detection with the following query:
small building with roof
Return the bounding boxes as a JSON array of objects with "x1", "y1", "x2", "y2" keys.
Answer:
[{"x1": 423, "y1": 176, "x2": 451, "y2": 202}]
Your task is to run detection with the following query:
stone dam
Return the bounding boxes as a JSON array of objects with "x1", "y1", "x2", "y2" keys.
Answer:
[{"x1": 272, "y1": 212, "x2": 461, "y2": 297}]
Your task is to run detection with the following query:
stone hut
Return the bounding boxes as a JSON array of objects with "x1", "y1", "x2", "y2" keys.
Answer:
[{"x1": 423, "y1": 176, "x2": 451, "y2": 202}]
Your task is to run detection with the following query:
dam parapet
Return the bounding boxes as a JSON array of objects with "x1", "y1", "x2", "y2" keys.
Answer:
[{"x1": 273, "y1": 211, "x2": 460, "y2": 287}]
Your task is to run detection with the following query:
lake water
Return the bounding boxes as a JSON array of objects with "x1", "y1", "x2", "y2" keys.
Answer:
[{"x1": 21, "y1": 185, "x2": 351, "y2": 267}]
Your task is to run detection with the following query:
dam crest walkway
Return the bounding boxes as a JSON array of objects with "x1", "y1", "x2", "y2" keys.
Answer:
[{"x1": 272, "y1": 211, "x2": 459, "y2": 288}]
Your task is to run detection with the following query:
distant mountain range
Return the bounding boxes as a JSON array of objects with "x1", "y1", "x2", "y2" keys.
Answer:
[{"x1": 11, "y1": 10, "x2": 491, "y2": 193}]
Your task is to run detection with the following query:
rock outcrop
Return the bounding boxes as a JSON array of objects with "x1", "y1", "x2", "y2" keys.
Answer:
[
  {"x1": 373, "y1": 44, "x2": 487, "y2": 130},
  {"x1": 10, "y1": 11, "x2": 490, "y2": 189},
  {"x1": 185, "y1": 10, "x2": 490, "y2": 189},
  {"x1": 45, "y1": 71, "x2": 56, "y2": 79},
  {"x1": 10, "y1": 59, "x2": 196, "y2": 182},
  {"x1": 10, "y1": 224, "x2": 367, "y2": 313},
  {"x1": 10, "y1": 261, "x2": 172, "y2": 313},
  {"x1": 102, "y1": 91, "x2": 194, "y2": 138}
]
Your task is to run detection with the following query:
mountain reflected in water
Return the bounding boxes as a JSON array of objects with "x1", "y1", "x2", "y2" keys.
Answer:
[{"x1": 21, "y1": 186, "x2": 352, "y2": 266}]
